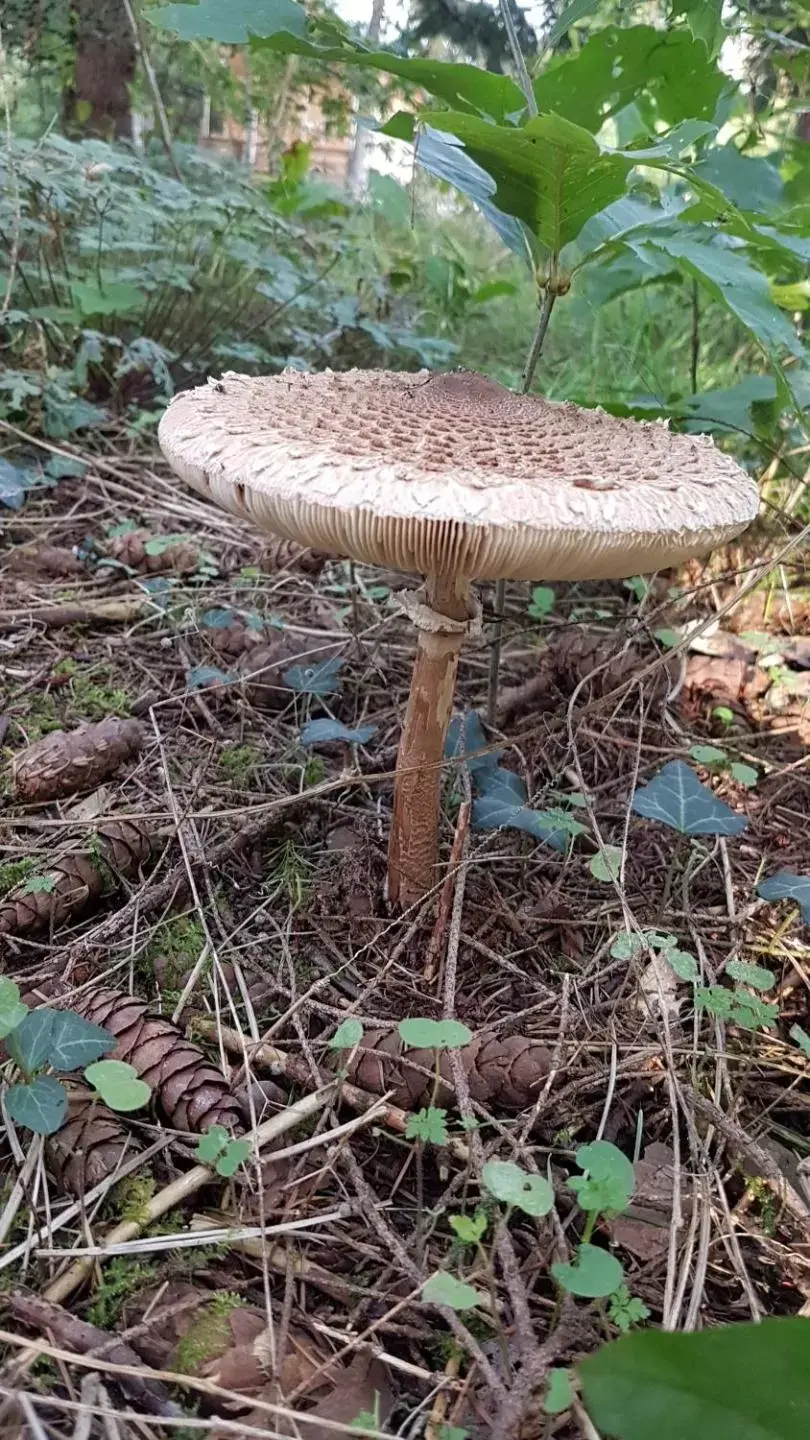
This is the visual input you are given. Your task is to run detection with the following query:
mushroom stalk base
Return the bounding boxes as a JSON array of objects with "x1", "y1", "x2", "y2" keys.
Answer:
[{"x1": 388, "y1": 575, "x2": 472, "y2": 910}]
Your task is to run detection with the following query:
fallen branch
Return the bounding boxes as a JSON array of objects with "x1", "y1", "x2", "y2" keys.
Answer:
[
  {"x1": 202, "y1": 1020, "x2": 472, "y2": 1163},
  {"x1": 6, "y1": 1294, "x2": 182, "y2": 1418},
  {"x1": 42, "y1": 1084, "x2": 339, "y2": 1307},
  {"x1": 0, "y1": 597, "x2": 149, "y2": 630}
]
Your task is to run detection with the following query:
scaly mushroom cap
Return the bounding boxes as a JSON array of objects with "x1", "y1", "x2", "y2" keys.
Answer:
[{"x1": 158, "y1": 370, "x2": 758, "y2": 581}]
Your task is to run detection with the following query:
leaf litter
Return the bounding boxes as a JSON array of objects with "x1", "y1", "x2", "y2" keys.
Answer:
[{"x1": 1, "y1": 423, "x2": 810, "y2": 1438}]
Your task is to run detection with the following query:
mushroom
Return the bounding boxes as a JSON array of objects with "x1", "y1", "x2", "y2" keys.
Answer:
[{"x1": 158, "y1": 369, "x2": 758, "y2": 908}]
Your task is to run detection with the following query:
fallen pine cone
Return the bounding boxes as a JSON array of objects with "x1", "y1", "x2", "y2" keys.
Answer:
[
  {"x1": 499, "y1": 627, "x2": 677, "y2": 726},
  {"x1": 238, "y1": 637, "x2": 328, "y2": 711},
  {"x1": 47, "y1": 1083, "x2": 142, "y2": 1196},
  {"x1": 12, "y1": 717, "x2": 144, "y2": 805},
  {"x1": 336, "y1": 1029, "x2": 552, "y2": 1111},
  {"x1": 103, "y1": 528, "x2": 200, "y2": 576},
  {"x1": 259, "y1": 536, "x2": 328, "y2": 576},
  {"x1": 207, "y1": 619, "x2": 267, "y2": 661},
  {"x1": 68, "y1": 987, "x2": 242, "y2": 1133},
  {"x1": 0, "y1": 819, "x2": 152, "y2": 939}
]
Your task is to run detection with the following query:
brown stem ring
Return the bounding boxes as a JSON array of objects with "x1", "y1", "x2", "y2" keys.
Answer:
[{"x1": 387, "y1": 573, "x2": 472, "y2": 909}]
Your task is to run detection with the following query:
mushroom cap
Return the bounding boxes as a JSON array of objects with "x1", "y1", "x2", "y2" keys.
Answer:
[{"x1": 158, "y1": 370, "x2": 758, "y2": 582}]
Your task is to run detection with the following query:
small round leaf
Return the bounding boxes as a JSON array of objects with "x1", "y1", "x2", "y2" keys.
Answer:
[
  {"x1": 544, "y1": 1368, "x2": 574, "y2": 1416},
  {"x1": 552, "y1": 1243, "x2": 624, "y2": 1298},
  {"x1": 568, "y1": 1140, "x2": 635, "y2": 1214},
  {"x1": 421, "y1": 1272, "x2": 483, "y2": 1311},
  {"x1": 482, "y1": 1159, "x2": 555, "y2": 1217},
  {"x1": 590, "y1": 845, "x2": 623, "y2": 884},
  {"x1": 328, "y1": 1017, "x2": 363, "y2": 1050},
  {"x1": 84, "y1": 1060, "x2": 151, "y2": 1112},
  {"x1": 398, "y1": 1018, "x2": 472, "y2": 1050}
]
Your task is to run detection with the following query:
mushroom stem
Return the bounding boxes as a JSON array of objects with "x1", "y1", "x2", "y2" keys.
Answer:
[{"x1": 388, "y1": 574, "x2": 471, "y2": 910}]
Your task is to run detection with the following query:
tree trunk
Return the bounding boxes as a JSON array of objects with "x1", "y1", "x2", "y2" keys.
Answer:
[
  {"x1": 63, "y1": 0, "x2": 136, "y2": 141},
  {"x1": 346, "y1": 0, "x2": 385, "y2": 196}
]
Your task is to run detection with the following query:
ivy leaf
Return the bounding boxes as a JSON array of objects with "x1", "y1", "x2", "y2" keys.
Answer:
[
  {"x1": 406, "y1": 1107, "x2": 449, "y2": 1145},
  {"x1": 300, "y1": 718, "x2": 377, "y2": 746},
  {"x1": 725, "y1": 960, "x2": 775, "y2": 993},
  {"x1": 150, "y1": 0, "x2": 308, "y2": 43},
  {"x1": 0, "y1": 979, "x2": 28, "y2": 1041},
  {"x1": 283, "y1": 656, "x2": 344, "y2": 696},
  {"x1": 0, "y1": 457, "x2": 40, "y2": 511},
  {"x1": 449, "y1": 1212, "x2": 488, "y2": 1244},
  {"x1": 552, "y1": 1244, "x2": 624, "y2": 1298},
  {"x1": 471, "y1": 769, "x2": 571, "y2": 852},
  {"x1": 758, "y1": 872, "x2": 810, "y2": 925},
  {"x1": 632, "y1": 761, "x2": 747, "y2": 837},
  {"x1": 579, "y1": 1317, "x2": 810, "y2": 1440},
  {"x1": 187, "y1": 664, "x2": 236, "y2": 690},
  {"x1": 568, "y1": 1141, "x2": 635, "y2": 1215},
  {"x1": 543, "y1": 1367, "x2": 574, "y2": 1416},
  {"x1": 398, "y1": 1018, "x2": 472, "y2": 1050},
  {"x1": 328, "y1": 1018, "x2": 363, "y2": 1050},
  {"x1": 421, "y1": 1272, "x2": 483, "y2": 1312},
  {"x1": 48, "y1": 1013, "x2": 116, "y2": 1071},
  {"x1": 6, "y1": 1009, "x2": 57, "y2": 1073},
  {"x1": 445, "y1": 711, "x2": 501, "y2": 773},
  {"x1": 44, "y1": 454, "x2": 87, "y2": 480},
  {"x1": 5, "y1": 1076, "x2": 68, "y2": 1135},
  {"x1": 84, "y1": 1059, "x2": 151, "y2": 1111},
  {"x1": 482, "y1": 1160, "x2": 555, "y2": 1217}
]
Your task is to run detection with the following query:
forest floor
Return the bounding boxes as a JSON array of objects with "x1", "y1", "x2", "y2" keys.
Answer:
[{"x1": 1, "y1": 424, "x2": 809, "y2": 1439}]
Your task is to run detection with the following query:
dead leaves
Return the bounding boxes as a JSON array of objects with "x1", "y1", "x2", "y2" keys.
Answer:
[
  {"x1": 609, "y1": 1142, "x2": 686, "y2": 1261},
  {"x1": 12, "y1": 717, "x2": 144, "y2": 804},
  {"x1": 103, "y1": 528, "x2": 200, "y2": 576},
  {"x1": 127, "y1": 1285, "x2": 392, "y2": 1437}
]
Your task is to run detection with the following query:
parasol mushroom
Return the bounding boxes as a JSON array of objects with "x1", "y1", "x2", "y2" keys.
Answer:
[{"x1": 158, "y1": 369, "x2": 758, "y2": 908}]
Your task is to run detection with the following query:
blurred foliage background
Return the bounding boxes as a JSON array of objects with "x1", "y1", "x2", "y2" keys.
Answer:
[{"x1": 1, "y1": 0, "x2": 810, "y2": 521}]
